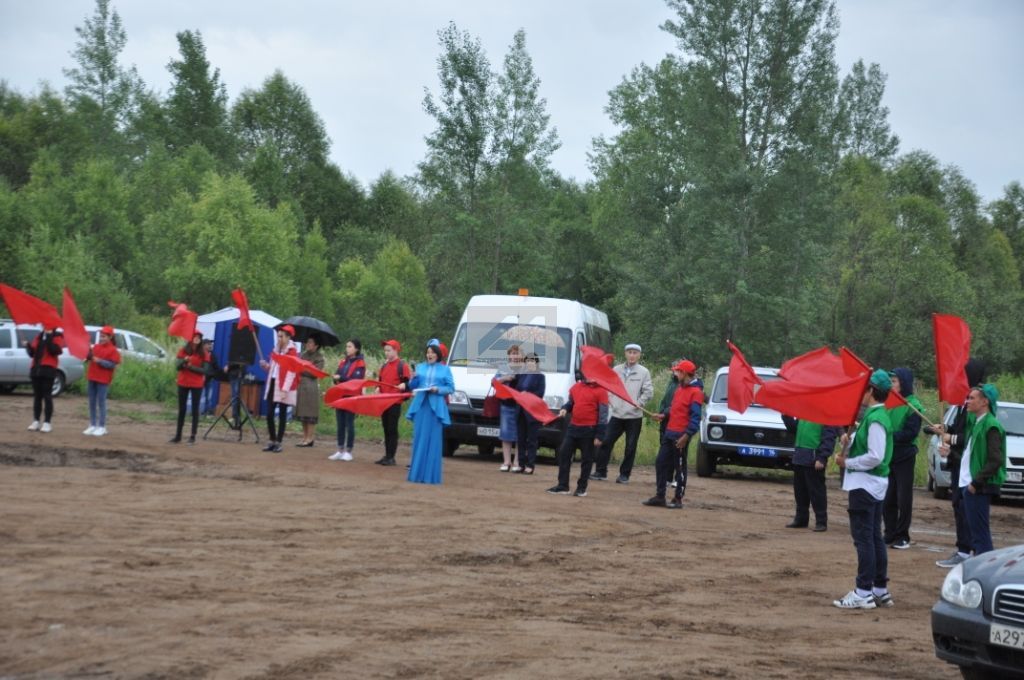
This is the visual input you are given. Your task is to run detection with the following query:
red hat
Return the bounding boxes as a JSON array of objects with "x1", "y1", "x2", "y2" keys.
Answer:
[
  {"x1": 672, "y1": 359, "x2": 696, "y2": 374},
  {"x1": 100, "y1": 325, "x2": 115, "y2": 336},
  {"x1": 381, "y1": 339, "x2": 401, "y2": 353},
  {"x1": 438, "y1": 342, "x2": 448, "y2": 359},
  {"x1": 279, "y1": 324, "x2": 295, "y2": 338}
]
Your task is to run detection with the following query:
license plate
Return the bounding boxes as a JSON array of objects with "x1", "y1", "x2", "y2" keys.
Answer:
[
  {"x1": 990, "y1": 622, "x2": 1024, "y2": 650},
  {"x1": 1008, "y1": 470, "x2": 1023, "y2": 483},
  {"x1": 477, "y1": 427, "x2": 500, "y2": 438},
  {"x1": 738, "y1": 446, "x2": 778, "y2": 458}
]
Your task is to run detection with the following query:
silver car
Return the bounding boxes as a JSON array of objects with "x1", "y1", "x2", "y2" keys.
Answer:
[
  {"x1": 926, "y1": 402, "x2": 1024, "y2": 500},
  {"x1": 0, "y1": 320, "x2": 85, "y2": 396},
  {"x1": 85, "y1": 326, "x2": 167, "y2": 362}
]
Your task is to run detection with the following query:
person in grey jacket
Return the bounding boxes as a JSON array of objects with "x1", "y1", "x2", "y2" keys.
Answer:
[{"x1": 593, "y1": 343, "x2": 654, "y2": 484}]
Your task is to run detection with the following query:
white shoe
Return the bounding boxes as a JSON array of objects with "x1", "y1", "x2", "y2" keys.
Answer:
[
  {"x1": 28, "y1": 421, "x2": 40, "y2": 431},
  {"x1": 340, "y1": 451, "x2": 353, "y2": 461},
  {"x1": 93, "y1": 427, "x2": 107, "y2": 436},
  {"x1": 833, "y1": 590, "x2": 877, "y2": 609},
  {"x1": 328, "y1": 451, "x2": 344, "y2": 461},
  {"x1": 83, "y1": 426, "x2": 97, "y2": 435},
  {"x1": 40, "y1": 422, "x2": 52, "y2": 433}
]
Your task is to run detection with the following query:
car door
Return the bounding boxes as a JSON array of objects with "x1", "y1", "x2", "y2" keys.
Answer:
[{"x1": 0, "y1": 326, "x2": 16, "y2": 380}]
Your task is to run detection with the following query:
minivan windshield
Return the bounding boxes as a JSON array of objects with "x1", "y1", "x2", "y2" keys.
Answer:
[
  {"x1": 711, "y1": 372, "x2": 781, "y2": 404},
  {"x1": 448, "y1": 322, "x2": 573, "y2": 373},
  {"x1": 998, "y1": 405, "x2": 1024, "y2": 437}
]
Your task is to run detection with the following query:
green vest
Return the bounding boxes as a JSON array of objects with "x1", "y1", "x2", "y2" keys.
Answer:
[
  {"x1": 967, "y1": 412, "x2": 1007, "y2": 486},
  {"x1": 795, "y1": 420, "x2": 824, "y2": 450},
  {"x1": 888, "y1": 394, "x2": 924, "y2": 433},
  {"x1": 849, "y1": 405, "x2": 893, "y2": 477}
]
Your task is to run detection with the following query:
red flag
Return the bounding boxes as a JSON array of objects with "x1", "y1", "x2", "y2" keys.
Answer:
[
  {"x1": 933, "y1": 313, "x2": 971, "y2": 403},
  {"x1": 726, "y1": 340, "x2": 763, "y2": 414},
  {"x1": 581, "y1": 345, "x2": 636, "y2": 406},
  {"x1": 231, "y1": 288, "x2": 253, "y2": 331},
  {"x1": 323, "y1": 379, "x2": 393, "y2": 404},
  {"x1": 329, "y1": 393, "x2": 410, "y2": 417},
  {"x1": 60, "y1": 287, "x2": 90, "y2": 360},
  {"x1": 491, "y1": 378, "x2": 559, "y2": 425},
  {"x1": 755, "y1": 346, "x2": 870, "y2": 426},
  {"x1": 167, "y1": 301, "x2": 198, "y2": 341},
  {"x1": 0, "y1": 283, "x2": 63, "y2": 329},
  {"x1": 884, "y1": 389, "x2": 908, "y2": 410},
  {"x1": 272, "y1": 352, "x2": 328, "y2": 379}
]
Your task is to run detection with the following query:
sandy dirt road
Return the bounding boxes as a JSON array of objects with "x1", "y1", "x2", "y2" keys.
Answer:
[{"x1": 2, "y1": 393, "x2": 1023, "y2": 679}]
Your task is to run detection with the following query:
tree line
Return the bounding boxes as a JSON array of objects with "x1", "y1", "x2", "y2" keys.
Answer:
[{"x1": 1, "y1": 0, "x2": 1021, "y2": 380}]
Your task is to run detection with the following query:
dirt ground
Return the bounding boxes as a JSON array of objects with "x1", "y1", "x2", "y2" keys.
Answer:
[{"x1": 2, "y1": 394, "x2": 1023, "y2": 679}]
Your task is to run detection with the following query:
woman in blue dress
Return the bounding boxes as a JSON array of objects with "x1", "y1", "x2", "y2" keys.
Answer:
[{"x1": 407, "y1": 340, "x2": 454, "y2": 484}]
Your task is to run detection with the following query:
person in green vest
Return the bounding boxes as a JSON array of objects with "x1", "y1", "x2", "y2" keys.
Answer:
[
  {"x1": 833, "y1": 369, "x2": 894, "y2": 610},
  {"x1": 782, "y1": 416, "x2": 838, "y2": 531},
  {"x1": 952, "y1": 384, "x2": 1006, "y2": 555},
  {"x1": 882, "y1": 367, "x2": 924, "y2": 550}
]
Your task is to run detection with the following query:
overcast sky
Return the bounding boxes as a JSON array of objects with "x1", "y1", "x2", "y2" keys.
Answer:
[{"x1": 1, "y1": 0, "x2": 1021, "y2": 203}]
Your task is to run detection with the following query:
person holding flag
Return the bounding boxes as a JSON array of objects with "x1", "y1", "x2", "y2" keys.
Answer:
[
  {"x1": 375, "y1": 339, "x2": 411, "y2": 466},
  {"x1": 833, "y1": 370, "x2": 895, "y2": 610},
  {"x1": 84, "y1": 326, "x2": 121, "y2": 437},
  {"x1": 25, "y1": 324, "x2": 65, "y2": 433},
  {"x1": 511, "y1": 352, "x2": 546, "y2": 475},
  {"x1": 259, "y1": 325, "x2": 299, "y2": 453},
  {"x1": 882, "y1": 367, "x2": 924, "y2": 550},
  {"x1": 294, "y1": 334, "x2": 326, "y2": 447},
  {"x1": 547, "y1": 366, "x2": 608, "y2": 497},
  {"x1": 644, "y1": 360, "x2": 703, "y2": 509},
  {"x1": 782, "y1": 416, "x2": 838, "y2": 532},
  {"x1": 171, "y1": 332, "x2": 210, "y2": 445},
  {"x1": 329, "y1": 339, "x2": 366, "y2": 461}
]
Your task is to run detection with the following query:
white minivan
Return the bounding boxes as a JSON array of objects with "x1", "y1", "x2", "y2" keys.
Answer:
[{"x1": 444, "y1": 293, "x2": 611, "y2": 457}]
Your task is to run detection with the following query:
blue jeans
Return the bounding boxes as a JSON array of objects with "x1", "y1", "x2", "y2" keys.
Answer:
[
  {"x1": 961, "y1": 487, "x2": 994, "y2": 555},
  {"x1": 88, "y1": 381, "x2": 109, "y2": 427},
  {"x1": 336, "y1": 409, "x2": 355, "y2": 450},
  {"x1": 847, "y1": 488, "x2": 888, "y2": 592}
]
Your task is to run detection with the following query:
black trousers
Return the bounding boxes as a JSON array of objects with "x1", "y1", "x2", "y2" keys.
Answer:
[
  {"x1": 267, "y1": 401, "x2": 288, "y2": 442},
  {"x1": 594, "y1": 416, "x2": 643, "y2": 477},
  {"x1": 655, "y1": 433, "x2": 688, "y2": 499},
  {"x1": 951, "y1": 480, "x2": 973, "y2": 554},
  {"x1": 557, "y1": 427, "x2": 597, "y2": 490},
  {"x1": 516, "y1": 412, "x2": 541, "y2": 469},
  {"x1": 381, "y1": 402, "x2": 401, "y2": 459},
  {"x1": 792, "y1": 465, "x2": 828, "y2": 526},
  {"x1": 848, "y1": 488, "x2": 888, "y2": 592},
  {"x1": 31, "y1": 375, "x2": 55, "y2": 422},
  {"x1": 176, "y1": 386, "x2": 202, "y2": 439},
  {"x1": 883, "y1": 456, "x2": 916, "y2": 543}
]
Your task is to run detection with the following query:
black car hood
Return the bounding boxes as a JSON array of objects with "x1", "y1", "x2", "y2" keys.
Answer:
[{"x1": 963, "y1": 544, "x2": 1024, "y2": 582}]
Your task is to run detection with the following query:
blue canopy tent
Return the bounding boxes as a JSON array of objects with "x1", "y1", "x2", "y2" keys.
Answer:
[{"x1": 196, "y1": 307, "x2": 281, "y2": 417}]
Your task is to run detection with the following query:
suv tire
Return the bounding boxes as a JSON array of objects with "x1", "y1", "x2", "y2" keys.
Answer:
[
  {"x1": 50, "y1": 371, "x2": 66, "y2": 397},
  {"x1": 696, "y1": 443, "x2": 716, "y2": 477}
]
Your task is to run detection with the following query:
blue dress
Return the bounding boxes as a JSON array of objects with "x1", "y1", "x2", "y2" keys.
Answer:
[{"x1": 406, "y1": 362, "x2": 454, "y2": 484}]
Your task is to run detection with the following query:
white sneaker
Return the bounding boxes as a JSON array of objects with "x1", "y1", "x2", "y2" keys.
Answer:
[
  {"x1": 93, "y1": 427, "x2": 107, "y2": 436},
  {"x1": 83, "y1": 426, "x2": 97, "y2": 435},
  {"x1": 340, "y1": 451, "x2": 353, "y2": 461},
  {"x1": 328, "y1": 451, "x2": 344, "y2": 461},
  {"x1": 833, "y1": 590, "x2": 877, "y2": 609},
  {"x1": 40, "y1": 422, "x2": 52, "y2": 433},
  {"x1": 28, "y1": 421, "x2": 40, "y2": 431}
]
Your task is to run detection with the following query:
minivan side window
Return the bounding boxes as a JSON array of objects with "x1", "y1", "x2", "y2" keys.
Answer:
[
  {"x1": 16, "y1": 329, "x2": 37, "y2": 347},
  {"x1": 0, "y1": 328, "x2": 11, "y2": 349}
]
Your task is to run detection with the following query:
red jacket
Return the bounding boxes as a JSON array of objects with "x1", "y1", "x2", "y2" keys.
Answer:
[
  {"x1": 378, "y1": 358, "x2": 410, "y2": 394},
  {"x1": 666, "y1": 382, "x2": 704, "y2": 434},
  {"x1": 28, "y1": 332, "x2": 64, "y2": 371},
  {"x1": 176, "y1": 346, "x2": 209, "y2": 389},
  {"x1": 87, "y1": 340, "x2": 121, "y2": 384},
  {"x1": 565, "y1": 381, "x2": 609, "y2": 427}
]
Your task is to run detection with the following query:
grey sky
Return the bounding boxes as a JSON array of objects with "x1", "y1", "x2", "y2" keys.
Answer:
[{"x1": 1, "y1": 0, "x2": 1021, "y2": 203}]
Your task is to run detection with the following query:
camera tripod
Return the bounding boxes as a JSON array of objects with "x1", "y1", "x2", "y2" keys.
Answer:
[{"x1": 203, "y1": 369, "x2": 260, "y2": 442}]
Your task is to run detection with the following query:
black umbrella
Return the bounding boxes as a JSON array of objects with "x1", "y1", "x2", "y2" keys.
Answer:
[{"x1": 277, "y1": 316, "x2": 340, "y2": 347}]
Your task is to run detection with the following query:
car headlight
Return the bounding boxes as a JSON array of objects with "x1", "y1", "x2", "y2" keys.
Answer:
[
  {"x1": 449, "y1": 391, "x2": 469, "y2": 406},
  {"x1": 709, "y1": 426, "x2": 724, "y2": 440},
  {"x1": 544, "y1": 396, "x2": 564, "y2": 409},
  {"x1": 941, "y1": 564, "x2": 983, "y2": 609}
]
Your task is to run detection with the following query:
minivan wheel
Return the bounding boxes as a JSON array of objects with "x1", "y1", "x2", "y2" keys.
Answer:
[
  {"x1": 477, "y1": 443, "x2": 495, "y2": 457},
  {"x1": 443, "y1": 439, "x2": 458, "y2": 457},
  {"x1": 50, "y1": 371, "x2": 66, "y2": 397},
  {"x1": 0, "y1": 383, "x2": 16, "y2": 394},
  {"x1": 696, "y1": 443, "x2": 716, "y2": 477}
]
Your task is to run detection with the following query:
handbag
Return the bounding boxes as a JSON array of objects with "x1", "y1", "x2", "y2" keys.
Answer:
[{"x1": 482, "y1": 386, "x2": 500, "y2": 418}]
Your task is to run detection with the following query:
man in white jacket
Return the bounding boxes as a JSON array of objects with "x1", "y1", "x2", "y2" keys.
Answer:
[{"x1": 592, "y1": 343, "x2": 654, "y2": 484}]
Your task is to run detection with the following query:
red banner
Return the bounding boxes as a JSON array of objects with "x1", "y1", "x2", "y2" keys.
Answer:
[
  {"x1": 231, "y1": 288, "x2": 253, "y2": 331},
  {"x1": 755, "y1": 346, "x2": 870, "y2": 427},
  {"x1": 272, "y1": 352, "x2": 328, "y2": 379},
  {"x1": 329, "y1": 393, "x2": 410, "y2": 417},
  {"x1": 0, "y1": 283, "x2": 63, "y2": 329},
  {"x1": 167, "y1": 301, "x2": 198, "y2": 341},
  {"x1": 726, "y1": 340, "x2": 762, "y2": 414},
  {"x1": 933, "y1": 313, "x2": 971, "y2": 403},
  {"x1": 60, "y1": 287, "x2": 90, "y2": 360},
  {"x1": 323, "y1": 379, "x2": 393, "y2": 404},
  {"x1": 884, "y1": 388, "x2": 908, "y2": 410},
  {"x1": 581, "y1": 345, "x2": 636, "y2": 406},
  {"x1": 491, "y1": 378, "x2": 559, "y2": 425}
]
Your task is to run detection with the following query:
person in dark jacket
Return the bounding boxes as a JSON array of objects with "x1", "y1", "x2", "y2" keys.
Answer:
[
  {"x1": 782, "y1": 416, "x2": 838, "y2": 531},
  {"x1": 329, "y1": 338, "x2": 366, "y2": 461},
  {"x1": 511, "y1": 353, "x2": 546, "y2": 475},
  {"x1": 25, "y1": 325, "x2": 64, "y2": 433},
  {"x1": 547, "y1": 370, "x2": 608, "y2": 497},
  {"x1": 930, "y1": 358, "x2": 987, "y2": 568},
  {"x1": 645, "y1": 360, "x2": 704, "y2": 509},
  {"x1": 883, "y1": 367, "x2": 924, "y2": 549}
]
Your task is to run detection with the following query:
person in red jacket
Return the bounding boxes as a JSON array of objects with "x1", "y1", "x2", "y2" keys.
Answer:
[
  {"x1": 171, "y1": 332, "x2": 210, "y2": 445},
  {"x1": 645, "y1": 359, "x2": 704, "y2": 509},
  {"x1": 84, "y1": 325, "x2": 121, "y2": 437},
  {"x1": 547, "y1": 370, "x2": 608, "y2": 497},
  {"x1": 25, "y1": 325, "x2": 64, "y2": 433},
  {"x1": 375, "y1": 339, "x2": 411, "y2": 466}
]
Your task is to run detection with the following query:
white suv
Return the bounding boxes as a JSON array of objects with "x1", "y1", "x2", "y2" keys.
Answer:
[
  {"x1": 697, "y1": 366, "x2": 795, "y2": 477},
  {"x1": 0, "y1": 319, "x2": 85, "y2": 396}
]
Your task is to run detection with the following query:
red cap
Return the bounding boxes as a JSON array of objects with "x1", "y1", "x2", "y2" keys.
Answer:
[
  {"x1": 381, "y1": 339, "x2": 401, "y2": 353},
  {"x1": 100, "y1": 325, "x2": 115, "y2": 336},
  {"x1": 438, "y1": 342, "x2": 448, "y2": 359},
  {"x1": 279, "y1": 324, "x2": 295, "y2": 338},
  {"x1": 672, "y1": 359, "x2": 696, "y2": 374}
]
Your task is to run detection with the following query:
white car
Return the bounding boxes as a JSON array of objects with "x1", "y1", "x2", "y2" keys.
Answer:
[
  {"x1": 0, "y1": 319, "x2": 85, "y2": 396},
  {"x1": 926, "y1": 401, "x2": 1024, "y2": 500},
  {"x1": 86, "y1": 326, "x2": 167, "y2": 362},
  {"x1": 697, "y1": 366, "x2": 796, "y2": 477}
]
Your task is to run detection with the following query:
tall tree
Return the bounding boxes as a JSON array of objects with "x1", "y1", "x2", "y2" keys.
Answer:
[
  {"x1": 836, "y1": 59, "x2": 899, "y2": 161},
  {"x1": 165, "y1": 30, "x2": 233, "y2": 162}
]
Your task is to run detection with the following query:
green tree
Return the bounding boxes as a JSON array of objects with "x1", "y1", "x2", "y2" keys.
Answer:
[
  {"x1": 836, "y1": 60, "x2": 899, "y2": 161},
  {"x1": 294, "y1": 222, "x2": 335, "y2": 322},
  {"x1": 165, "y1": 30, "x2": 233, "y2": 162},
  {"x1": 990, "y1": 181, "x2": 1024, "y2": 275}
]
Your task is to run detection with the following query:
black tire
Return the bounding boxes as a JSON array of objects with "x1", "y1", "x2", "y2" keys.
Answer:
[
  {"x1": 927, "y1": 472, "x2": 934, "y2": 492},
  {"x1": 960, "y1": 665, "x2": 1001, "y2": 680},
  {"x1": 696, "y1": 443, "x2": 716, "y2": 478},
  {"x1": 477, "y1": 443, "x2": 496, "y2": 457},
  {"x1": 933, "y1": 482, "x2": 949, "y2": 500},
  {"x1": 0, "y1": 383, "x2": 16, "y2": 394},
  {"x1": 443, "y1": 439, "x2": 458, "y2": 457},
  {"x1": 50, "y1": 371, "x2": 66, "y2": 397}
]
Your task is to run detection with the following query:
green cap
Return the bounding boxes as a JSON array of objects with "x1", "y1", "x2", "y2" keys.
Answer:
[
  {"x1": 869, "y1": 369, "x2": 892, "y2": 391},
  {"x1": 980, "y1": 383, "x2": 999, "y2": 414}
]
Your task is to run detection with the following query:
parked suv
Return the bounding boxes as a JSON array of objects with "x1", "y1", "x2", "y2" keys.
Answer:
[
  {"x1": 85, "y1": 326, "x2": 167, "y2": 362},
  {"x1": 697, "y1": 366, "x2": 796, "y2": 477},
  {"x1": 926, "y1": 401, "x2": 1024, "y2": 500},
  {"x1": 0, "y1": 319, "x2": 85, "y2": 396}
]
